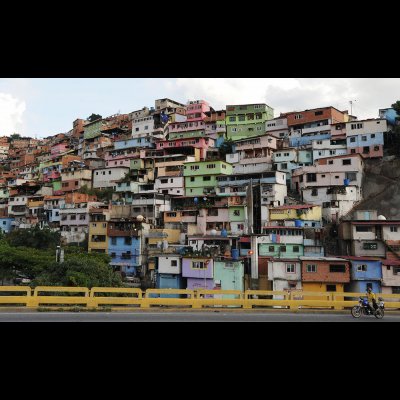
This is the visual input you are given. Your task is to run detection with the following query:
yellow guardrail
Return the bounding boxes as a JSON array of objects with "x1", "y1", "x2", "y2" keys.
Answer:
[{"x1": 0, "y1": 286, "x2": 400, "y2": 310}]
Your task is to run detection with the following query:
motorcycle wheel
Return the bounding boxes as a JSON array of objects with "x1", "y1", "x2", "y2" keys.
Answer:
[
  {"x1": 375, "y1": 309, "x2": 384, "y2": 319},
  {"x1": 351, "y1": 306, "x2": 362, "y2": 318}
]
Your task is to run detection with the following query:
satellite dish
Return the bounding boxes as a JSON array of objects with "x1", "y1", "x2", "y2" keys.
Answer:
[
  {"x1": 210, "y1": 229, "x2": 217, "y2": 236},
  {"x1": 377, "y1": 215, "x2": 386, "y2": 220}
]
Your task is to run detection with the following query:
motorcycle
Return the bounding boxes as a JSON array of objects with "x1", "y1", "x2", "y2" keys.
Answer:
[{"x1": 351, "y1": 297, "x2": 385, "y2": 319}]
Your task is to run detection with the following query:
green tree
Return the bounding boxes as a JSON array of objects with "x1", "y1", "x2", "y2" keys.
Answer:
[
  {"x1": 87, "y1": 113, "x2": 102, "y2": 122},
  {"x1": 33, "y1": 253, "x2": 122, "y2": 288},
  {"x1": 391, "y1": 101, "x2": 400, "y2": 116},
  {"x1": 6, "y1": 226, "x2": 61, "y2": 250},
  {"x1": 9, "y1": 133, "x2": 21, "y2": 141},
  {"x1": 218, "y1": 138, "x2": 235, "y2": 158}
]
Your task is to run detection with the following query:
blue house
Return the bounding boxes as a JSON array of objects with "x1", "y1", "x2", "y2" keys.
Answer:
[
  {"x1": 344, "y1": 256, "x2": 382, "y2": 293},
  {"x1": 290, "y1": 133, "x2": 331, "y2": 147},
  {"x1": 154, "y1": 274, "x2": 186, "y2": 298},
  {"x1": 0, "y1": 218, "x2": 14, "y2": 233},
  {"x1": 108, "y1": 235, "x2": 141, "y2": 276}
]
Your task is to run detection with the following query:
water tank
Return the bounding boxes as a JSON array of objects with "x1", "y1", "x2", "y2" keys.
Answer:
[
  {"x1": 221, "y1": 228, "x2": 228, "y2": 237},
  {"x1": 295, "y1": 220, "x2": 302, "y2": 227},
  {"x1": 231, "y1": 249, "x2": 239, "y2": 260},
  {"x1": 343, "y1": 178, "x2": 350, "y2": 186}
]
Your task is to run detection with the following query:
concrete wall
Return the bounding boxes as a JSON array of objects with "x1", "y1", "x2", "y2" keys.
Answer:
[{"x1": 157, "y1": 256, "x2": 181, "y2": 274}]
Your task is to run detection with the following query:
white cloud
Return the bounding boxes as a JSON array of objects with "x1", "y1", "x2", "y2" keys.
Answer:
[
  {"x1": 0, "y1": 93, "x2": 26, "y2": 136},
  {"x1": 163, "y1": 78, "x2": 400, "y2": 119}
]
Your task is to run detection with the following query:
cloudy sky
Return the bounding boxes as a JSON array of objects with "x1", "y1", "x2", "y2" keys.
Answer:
[{"x1": 0, "y1": 78, "x2": 398, "y2": 137}]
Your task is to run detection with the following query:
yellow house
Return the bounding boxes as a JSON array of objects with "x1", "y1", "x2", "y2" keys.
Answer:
[
  {"x1": 269, "y1": 204, "x2": 322, "y2": 221},
  {"x1": 147, "y1": 228, "x2": 181, "y2": 246},
  {"x1": 88, "y1": 207, "x2": 109, "y2": 253}
]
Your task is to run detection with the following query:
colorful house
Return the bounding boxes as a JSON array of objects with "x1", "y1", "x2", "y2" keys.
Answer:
[
  {"x1": 226, "y1": 103, "x2": 274, "y2": 140},
  {"x1": 300, "y1": 256, "x2": 350, "y2": 299},
  {"x1": 182, "y1": 257, "x2": 214, "y2": 290},
  {"x1": 183, "y1": 160, "x2": 232, "y2": 196}
]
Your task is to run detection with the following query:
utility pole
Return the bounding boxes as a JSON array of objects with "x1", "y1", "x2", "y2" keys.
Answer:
[{"x1": 349, "y1": 100, "x2": 356, "y2": 116}]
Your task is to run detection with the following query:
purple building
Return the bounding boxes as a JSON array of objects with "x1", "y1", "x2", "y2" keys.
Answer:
[{"x1": 182, "y1": 257, "x2": 214, "y2": 290}]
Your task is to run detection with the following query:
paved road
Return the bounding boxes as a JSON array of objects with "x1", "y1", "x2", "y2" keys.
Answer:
[{"x1": 0, "y1": 311, "x2": 399, "y2": 322}]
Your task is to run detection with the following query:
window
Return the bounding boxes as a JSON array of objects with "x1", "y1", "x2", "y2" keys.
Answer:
[
  {"x1": 329, "y1": 264, "x2": 346, "y2": 273},
  {"x1": 111, "y1": 252, "x2": 116, "y2": 258},
  {"x1": 374, "y1": 146, "x2": 379, "y2": 151},
  {"x1": 294, "y1": 114, "x2": 302, "y2": 120},
  {"x1": 306, "y1": 173, "x2": 317, "y2": 182},
  {"x1": 192, "y1": 261, "x2": 205, "y2": 269},
  {"x1": 144, "y1": 125, "x2": 149, "y2": 130},
  {"x1": 394, "y1": 267, "x2": 400, "y2": 275},
  {"x1": 79, "y1": 214, "x2": 85, "y2": 220},
  {"x1": 190, "y1": 177, "x2": 195, "y2": 182},
  {"x1": 190, "y1": 165, "x2": 199, "y2": 170},
  {"x1": 286, "y1": 264, "x2": 296, "y2": 273},
  {"x1": 229, "y1": 117, "x2": 236, "y2": 122},
  {"x1": 351, "y1": 123, "x2": 363, "y2": 129},
  {"x1": 363, "y1": 242, "x2": 378, "y2": 250},
  {"x1": 269, "y1": 246, "x2": 274, "y2": 252},
  {"x1": 326, "y1": 285, "x2": 336, "y2": 292},
  {"x1": 311, "y1": 188, "x2": 318, "y2": 196},
  {"x1": 161, "y1": 179, "x2": 168, "y2": 184},
  {"x1": 203, "y1": 176, "x2": 211, "y2": 181},
  {"x1": 206, "y1": 164, "x2": 216, "y2": 169},
  {"x1": 125, "y1": 237, "x2": 132, "y2": 245},
  {"x1": 70, "y1": 215, "x2": 76, "y2": 220},
  {"x1": 328, "y1": 160, "x2": 333, "y2": 165},
  {"x1": 280, "y1": 246, "x2": 286, "y2": 252},
  {"x1": 346, "y1": 172, "x2": 357, "y2": 181},
  {"x1": 293, "y1": 246, "x2": 300, "y2": 253},
  {"x1": 111, "y1": 237, "x2": 117, "y2": 245},
  {"x1": 392, "y1": 287, "x2": 400, "y2": 294},
  {"x1": 315, "y1": 111, "x2": 323, "y2": 116},
  {"x1": 307, "y1": 264, "x2": 317, "y2": 273},
  {"x1": 281, "y1": 163, "x2": 288, "y2": 169},
  {"x1": 390, "y1": 226, "x2": 398, "y2": 232},
  {"x1": 233, "y1": 210, "x2": 240, "y2": 216},
  {"x1": 361, "y1": 136, "x2": 367, "y2": 141},
  {"x1": 109, "y1": 170, "x2": 112, "y2": 174},
  {"x1": 321, "y1": 174, "x2": 325, "y2": 178},
  {"x1": 350, "y1": 137, "x2": 356, "y2": 143},
  {"x1": 171, "y1": 260, "x2": 178, "y2": 267},
  {"x1": 357, "y1": 265, "x2": 367, "y2": 272},
  {"x1": 371, "y1": 134, "x2": 376, "y2": 138},
  {"x1": 238, "y1": 115, "x2": 245, "y2": 121},
  {"x1": 342, "y1": 159, "x2": 351, "y2": 165}
]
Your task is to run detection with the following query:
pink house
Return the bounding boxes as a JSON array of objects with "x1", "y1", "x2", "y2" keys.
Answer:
[
  {"x1": 51, "y1": 143, "x2": 69, "y2": 157},
  {"x1": 156, "y1": 137, "x2": 215, "y2": 160},
  {"x1": 186, "y1": 100, "x2": 210, "y2": 122}
]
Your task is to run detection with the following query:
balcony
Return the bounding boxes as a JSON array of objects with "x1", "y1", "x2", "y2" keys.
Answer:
[
  {"x1": 28, "y1": 201, "x2": 44, "y2": 208},
  {"x1": 240, "y1": 155, "x2": 270, "y2": 164}
]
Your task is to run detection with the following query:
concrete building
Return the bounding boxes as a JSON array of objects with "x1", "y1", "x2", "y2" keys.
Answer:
[
  {"x1": 226, "y1": 103, "x2": 274, "y2": 140},
  {"x1": 342, "y1": 256, "x2": 382, "y2": 293},
  {"x1": 300, "y1": 256, "x2": 351, "y2": 297},
  {"x1": 346, "y1": 119, "x2": 386, "y2": 158},
  {"x1": 267, "y1": 259, "x2": 302, "y2": 297},
  {"x1": 183, "y1": 160, "x2": 233, "y2": 197},
  {"x1": 92, "y1": 167, "x2": 130, "y2": 189}
]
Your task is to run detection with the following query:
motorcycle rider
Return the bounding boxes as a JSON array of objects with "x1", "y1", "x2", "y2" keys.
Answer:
[{"x1": 366, "y1": 287, "x2": 378, "y2": 314}]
